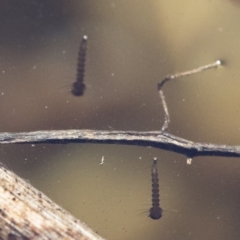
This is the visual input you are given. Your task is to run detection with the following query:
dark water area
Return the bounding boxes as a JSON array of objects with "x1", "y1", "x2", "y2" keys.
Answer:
[{"x1": 1, "y1": 1, "x2": 240, "y2": 239}]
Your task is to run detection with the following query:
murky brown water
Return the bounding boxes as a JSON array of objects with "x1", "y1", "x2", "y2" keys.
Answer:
[{"x1": 1, "y1": 1, "x2": 240, "y2": 239}]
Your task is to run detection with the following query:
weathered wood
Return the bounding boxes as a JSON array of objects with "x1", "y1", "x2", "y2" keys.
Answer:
[
  {"x1": 0, "y1": 130, "x2": 240, "y2": 158},
  {"x1": 0, "y1": 164, "x2": 105, "y2": 240}
]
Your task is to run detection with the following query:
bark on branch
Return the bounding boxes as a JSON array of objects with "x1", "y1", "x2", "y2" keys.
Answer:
[
  {"x1": 0, "y1": 130, "x2": 239, "y2": 158},
  {"x1": 0, "y1": 163, "x2": 105, "y2": 240}
]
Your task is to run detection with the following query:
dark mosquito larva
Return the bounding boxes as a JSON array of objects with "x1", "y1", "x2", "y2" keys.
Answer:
[
  {"x1": 149, "y1": 158, "x2": 163, "y2": 220},
  {"x1": 71, "y1": 35, "x2": 88, "y2": 96}
]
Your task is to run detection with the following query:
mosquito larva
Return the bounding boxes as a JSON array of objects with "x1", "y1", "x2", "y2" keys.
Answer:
[
  {"x1": 149, "y1": 158, "x2": 162, "y2": 220},
  {"x1": 71, "y1": 35, "x2": 88, "y2": 96}
]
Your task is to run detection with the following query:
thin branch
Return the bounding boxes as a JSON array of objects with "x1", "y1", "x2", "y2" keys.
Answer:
[
  {"x1": 158, "y1": 60, "x2": 222, "y2": 132},
  {"x1": 157, "y1": 60, "x2": 222, "y2": 91},
  {"x1": 159, "y1": 90, "x2": 170, "y2": 132},
  {"x1": 0, "y1": 130, "x2": 239, "y2": 158}
]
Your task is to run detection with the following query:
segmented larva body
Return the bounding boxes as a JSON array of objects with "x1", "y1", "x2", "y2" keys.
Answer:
[
  {"x1": 149, "y1": 158, "x2": 162, "y2": 220},
  {"x1": 71, "y1": 35, "x2": 88, "y2": 96}
]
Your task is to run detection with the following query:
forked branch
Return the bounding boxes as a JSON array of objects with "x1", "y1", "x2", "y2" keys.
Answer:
[{"x1": 0, "y1": 60, "x2": 232, "y2": 160}]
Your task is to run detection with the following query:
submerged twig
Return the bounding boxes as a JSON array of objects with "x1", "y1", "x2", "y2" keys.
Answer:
[
  {"x1": 159, "y1": 90, "x2": 170, "y2": 132},
  {"x1": 157, "y1": 60, "x2": 222, "y2": 91},
  {"x1": 0, "y1": 130, "x2": 239, "y2": 158},
  {"x1": 158, "y1": 60, "x2": 222, "y2": 132}
]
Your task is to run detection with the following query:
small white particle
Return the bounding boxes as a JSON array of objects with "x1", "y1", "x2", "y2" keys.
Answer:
[
  {"x1": 100, "y1": 156, "x2": 105, "y2": 165},
  {"x1": 187, "y1": 158, "x2": 192, "y2": 164}
]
